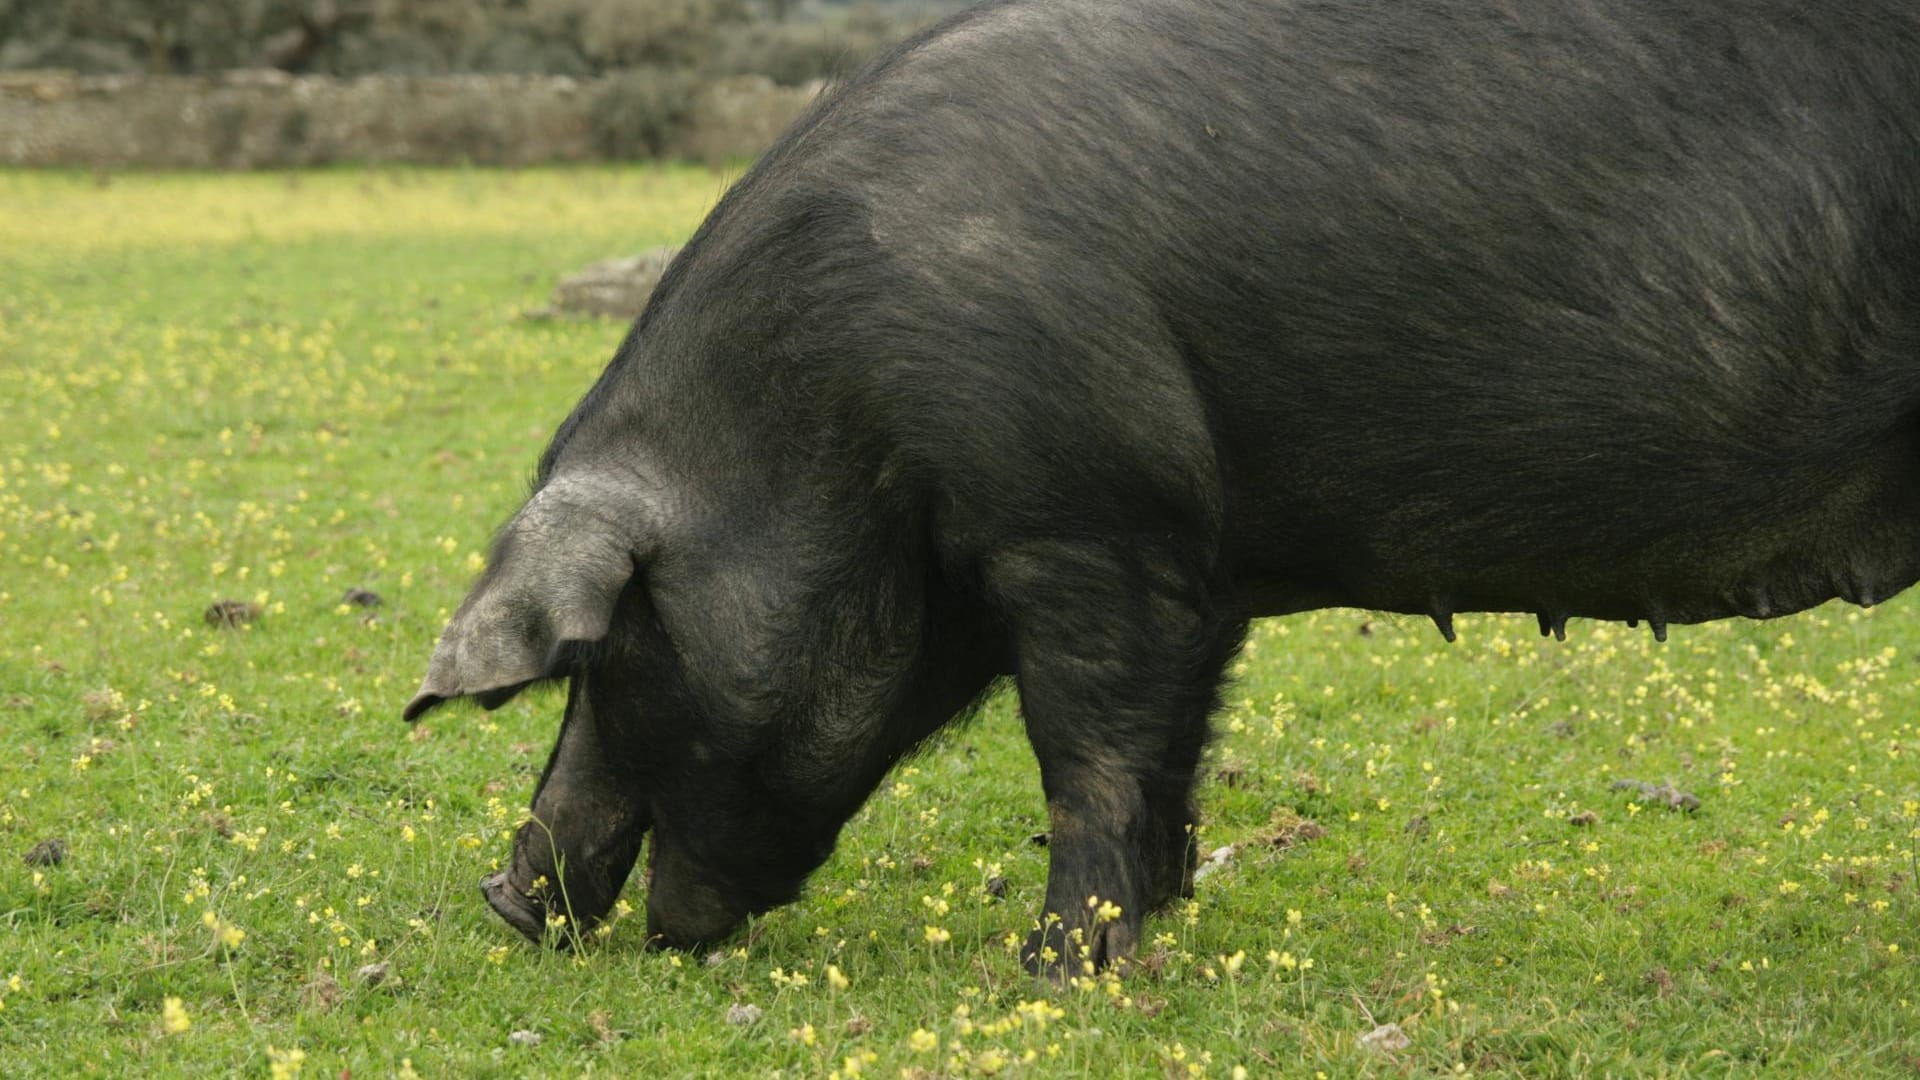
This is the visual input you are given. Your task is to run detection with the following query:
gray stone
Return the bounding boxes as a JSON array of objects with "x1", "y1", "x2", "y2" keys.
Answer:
[
  {"x1": 1358, "y1": 1023, "x2": 1411, "y2": 1053},
  {"x1": 545, "y1": 247, "x2": 682, "y2": 320}
]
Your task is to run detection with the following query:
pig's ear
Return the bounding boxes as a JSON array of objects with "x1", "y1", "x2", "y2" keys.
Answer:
[{"x1": 403, "y1": 476, "x2": 654, "y2": 722}]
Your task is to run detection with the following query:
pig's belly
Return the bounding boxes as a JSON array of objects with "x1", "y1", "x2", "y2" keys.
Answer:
[{"x1": 1226, "y1": 434, "x2": 1920, "y2": 631}]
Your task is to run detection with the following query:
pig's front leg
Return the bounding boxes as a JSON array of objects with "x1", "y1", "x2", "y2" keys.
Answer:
[{"x1": 987, "y1": 540, "x2": 1242, "y2": 979}]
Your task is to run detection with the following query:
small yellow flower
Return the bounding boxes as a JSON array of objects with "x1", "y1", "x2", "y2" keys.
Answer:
[
  {"x1": 924, "y1": 925, "x2": 951, "y2": 945},
  {"x1": 1015, "y1": 999, "x2": 1065, "y2": 1027},
  {"x1": 267, "y1": 1045, "x2": 305, "y2": 1079},
  {"x1": 826, "y1": 964, "x2": 849, "y2": 990},
  {"x1": 201, "y1": 910, "x2": 245, "y2": 948},
  {"x1": 162, "y1": 996, "x2": 191, "y2": 1034},
  {"x1": 908, "y1": 1028, "x2": 938, "y2": 1053}
]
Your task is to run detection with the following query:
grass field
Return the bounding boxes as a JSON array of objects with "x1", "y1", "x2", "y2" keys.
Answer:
[{"x1": 3, "y1": 167, "x2": 1919, "y2": 1078}]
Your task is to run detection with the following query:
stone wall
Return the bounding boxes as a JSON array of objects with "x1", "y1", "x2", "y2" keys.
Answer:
[{"x1": 0, "y1": 70, "x2": 824, "y2": 168}]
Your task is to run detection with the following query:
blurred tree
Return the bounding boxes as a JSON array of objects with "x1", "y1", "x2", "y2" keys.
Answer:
[
  {"x1": 0, "y1": 0, "x2": 934, "y2": 76},
  {"x1": 3, "y1": 0, "x2": 266, "y2": 72},
  {"x1": 533, "y1": 0, "x2": 746, "y2": 70},
  {"x1": 254, "y1": 0, "x2": 375, "y2": 72},
  {"x1": 0, "y1": 0, "x2": 67, "y2": 50},
  {"x1": 459, "y1": 24, "x2": 590, "y2": 76}
]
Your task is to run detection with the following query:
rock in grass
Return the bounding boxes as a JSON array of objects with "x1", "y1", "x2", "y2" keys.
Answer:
[
  {"x1": 538, "y1": 247, "x2": 681, "y2": 319},
  {"x1": 1191, "y1": 844, "x2": 1236, "y2": 884},
  {"x1": 508, "y1": 1029, "x2": 542, "y2": 1047},
  {"x1": 1611, "y1": 779, "x2": 1701, "y2": 812},
  {"x1": 341, "y1": 587, "x2": 383, "y2": 608},
  {"x1": 1358, "y1": 1023, "x2": 1411, "y2": 1053},
  {"x1": 355, "y1": 961, "x2": 391, "y2": 987},
  {"x1": 725, "y1": 1003, "x2": 763, "y2": 1026},
  {"x1": 24, "y1": 838, "x2": 66, "y2": 866}
]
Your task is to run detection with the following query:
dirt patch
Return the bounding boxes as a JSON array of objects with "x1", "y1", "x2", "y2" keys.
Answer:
[
  {"x1": 203, "y1": 599, "x2": 261, "y2": 628},
  {"x1": 23, "y1": 838, "x2": 66, "y2": 866},
  {"x1": 1265, "y1": 808, "x2": 1326, "y2": 849}
]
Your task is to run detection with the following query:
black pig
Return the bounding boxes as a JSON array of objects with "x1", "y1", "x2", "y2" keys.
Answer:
[{"x1": 407, "y1": 0, "x2": 1920, "y2": 975}]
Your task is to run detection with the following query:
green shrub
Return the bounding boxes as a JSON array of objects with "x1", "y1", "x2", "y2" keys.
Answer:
[
  {"x1": 706, "y1": 9, "x2": 906, "y2": 85},
  {"x1": 460, "y1": 27, "x2": 592, "y2": 76},
  {"x1": 590, "y1": 65, "x2": 701, "y2": 159}
]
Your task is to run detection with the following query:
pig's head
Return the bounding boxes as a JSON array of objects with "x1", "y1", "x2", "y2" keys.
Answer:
[{"x1": 404, "y1": 460, "x2": 976, "y2": 950}]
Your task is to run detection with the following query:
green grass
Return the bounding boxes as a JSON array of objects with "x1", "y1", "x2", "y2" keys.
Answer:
[{"x1": 3, "y1": 166, "x2": 1919, "y2": 1077}]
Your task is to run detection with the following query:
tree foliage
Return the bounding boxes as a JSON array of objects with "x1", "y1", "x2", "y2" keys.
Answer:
[{"x1": 0, "y1": 0, "x2": 854, "y2": 76}]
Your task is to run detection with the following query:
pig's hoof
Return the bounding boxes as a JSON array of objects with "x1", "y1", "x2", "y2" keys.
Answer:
[
  {"x1": 480, "y1": 871, "x2": 548, "y2": 945},
  {"x1": 1020, "y1": 918, "x2": 1138, "y2": 982}
]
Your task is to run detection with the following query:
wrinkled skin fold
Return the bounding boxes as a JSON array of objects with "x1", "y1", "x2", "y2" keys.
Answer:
[{"x1": 408, "y1": 0, "x2": 1920, "y2": 977}]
